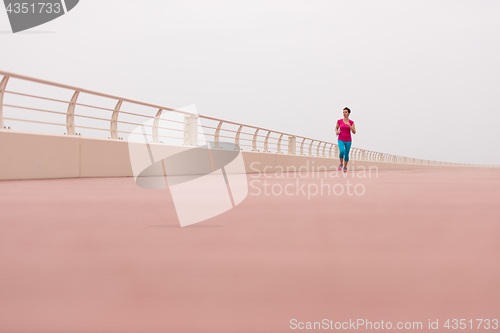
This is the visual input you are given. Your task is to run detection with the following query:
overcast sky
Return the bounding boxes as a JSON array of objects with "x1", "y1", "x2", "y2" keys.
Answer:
[{"x1": 1, "y1": 0, "x2": 499, "y2": 165}]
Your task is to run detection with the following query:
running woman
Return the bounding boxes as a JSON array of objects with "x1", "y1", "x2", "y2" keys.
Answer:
[{"x1": 335, "y1": 107, "x2": 356, "y2": 172}]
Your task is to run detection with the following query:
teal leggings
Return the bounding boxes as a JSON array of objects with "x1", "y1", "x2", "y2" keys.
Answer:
[{"x1": 338, "y1": 140, "x2": 352, "y2": 162}]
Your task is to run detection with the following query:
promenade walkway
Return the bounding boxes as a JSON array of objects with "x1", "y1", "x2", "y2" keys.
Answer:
[{"x1": 1, "y1": 168, "x2": 499, "y2": 332}]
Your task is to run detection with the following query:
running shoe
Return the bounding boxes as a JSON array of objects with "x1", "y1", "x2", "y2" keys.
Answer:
[
  {"x1": 338, "y1": 164, "x2": 343, "y2": 170},
  {"x1": 343, "y1": 167, "x2": 347, "y2": 173}
]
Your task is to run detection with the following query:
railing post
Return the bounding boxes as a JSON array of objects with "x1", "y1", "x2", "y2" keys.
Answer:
[
  {"x1": 316, "y1": 141, "x2": 322, "y2": 157},
  {"x1": 329, "y1": 144, "x2": 333, "y2": 158},
  {"x1": 152, "y1": 109, "x2": 162, "y2": 143},
  {"x1": 288, "y1": 136, "x2": 296, "y2": 155},
  {"x1": 184, "y1": 114, "x2": 200, "y2": 146},
  {"x1": 300, "y1": 138, "x2": 306, "y2": 155},
  {"x1": 309, "y1": 140, "x2": 314, "y2": 156},
  {"x1": 264, "y1": 131, "x2": 271, "y2": 152},
  {"x1": 277, "y1": 133, "x2": 284, "y2": 154},
  {"x1": 252, "y1": 129, "x2": 259, "y2": 151},
  {"x1": 0, "y1": 76, "x2": 9, "y2": 129},
  {"x1": 110, "y1": 100, "x2": 122, "y2": 139},
  {"x1": 235, "y1": 125, "x2": 243, "y2": 146},
  {"x1": 322, "y1": 142, "x2": 327, "y2": 157},
  {"x1": 66, "y1": 91, "x2": 79, "y2": 135}
]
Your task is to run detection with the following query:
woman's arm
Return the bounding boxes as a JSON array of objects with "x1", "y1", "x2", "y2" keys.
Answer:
[
  {"x1": 335, "y1": 121, "x2": 340, "y2": 136},
  {"x1": 349, "y1": 122, "x2": 356, "y2": 134}
]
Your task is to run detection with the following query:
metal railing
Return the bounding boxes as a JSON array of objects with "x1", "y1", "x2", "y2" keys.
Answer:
[{"x1": 0, "y1": 70, "x2": 497, "y2": 168}]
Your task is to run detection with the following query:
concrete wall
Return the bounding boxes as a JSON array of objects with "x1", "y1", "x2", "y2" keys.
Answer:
[{"x1": 0, "y1": 129, "x2": 464, "y2": 181}]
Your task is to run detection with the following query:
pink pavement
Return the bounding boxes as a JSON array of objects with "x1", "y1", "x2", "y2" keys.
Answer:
[{"x1": 0, "y1": 168, "x2": 499, "y2": 332}]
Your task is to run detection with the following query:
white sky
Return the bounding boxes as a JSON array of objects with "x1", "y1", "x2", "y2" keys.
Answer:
[{"x1": 1, "y1": 0, "x2": 499, "y2": 165}]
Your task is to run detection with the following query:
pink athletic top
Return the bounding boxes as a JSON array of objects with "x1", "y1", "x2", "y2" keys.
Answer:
[{"x1": 337, "y1": 119, "x2": 354, "y2": 142}]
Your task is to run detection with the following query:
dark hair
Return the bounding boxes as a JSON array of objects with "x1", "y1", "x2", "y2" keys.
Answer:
[{"x1": 343, "y1": 107, "x2": 351, "y2": 113}]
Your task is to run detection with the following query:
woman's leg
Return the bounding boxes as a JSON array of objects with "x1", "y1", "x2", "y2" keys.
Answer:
[
  {"x1": 338, "y1": 140, "x2": 345, "y2": 165},
  {"x1": 343, "y1": 141, "x2": 352, "y2": 168}
]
